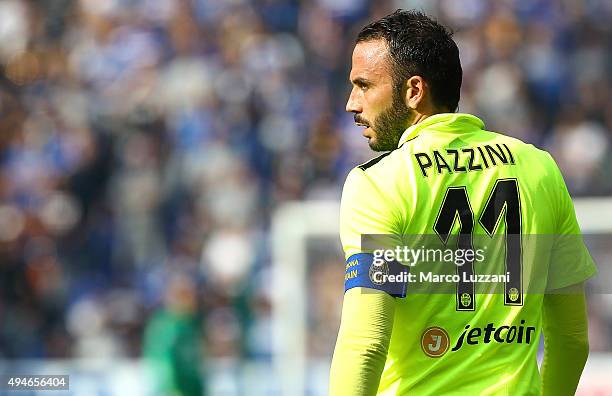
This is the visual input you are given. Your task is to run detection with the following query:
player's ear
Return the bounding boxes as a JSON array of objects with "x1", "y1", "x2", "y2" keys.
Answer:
[{"x1": 405, "y1": 75, "x2": 427, "y2": 110}]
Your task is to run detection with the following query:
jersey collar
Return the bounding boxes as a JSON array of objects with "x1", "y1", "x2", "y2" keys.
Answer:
[{"x1": 397, "y1": 113, "x2": 485, "y2": 148}]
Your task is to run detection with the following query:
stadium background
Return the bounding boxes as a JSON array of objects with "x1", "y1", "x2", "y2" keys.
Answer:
[{"x1": 0, "y1": 0, "x2": 610, "y2": 394}]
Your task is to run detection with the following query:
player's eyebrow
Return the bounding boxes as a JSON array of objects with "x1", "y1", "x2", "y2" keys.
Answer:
[{"x1": 350, "y1": 77, "x2": 372, "y2": 87}]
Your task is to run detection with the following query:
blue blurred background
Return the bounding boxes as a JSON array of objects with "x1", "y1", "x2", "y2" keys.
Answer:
[{"x1": 0, "y1": 0, "x2": 610, "y2": 395}]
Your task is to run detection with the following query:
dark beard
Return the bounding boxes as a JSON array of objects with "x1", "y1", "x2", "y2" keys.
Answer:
[{"x1": 369, "y1": 88, "x2": 414, "y2": 152}]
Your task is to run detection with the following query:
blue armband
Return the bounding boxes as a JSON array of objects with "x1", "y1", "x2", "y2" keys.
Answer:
[{"x1": 344, "y1": 253, "x2": 409, "y2": 298}]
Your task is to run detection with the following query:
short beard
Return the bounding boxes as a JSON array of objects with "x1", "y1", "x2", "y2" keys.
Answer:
[{"x1": 369, "y1": 84, "x2": 414, "y2": 152}]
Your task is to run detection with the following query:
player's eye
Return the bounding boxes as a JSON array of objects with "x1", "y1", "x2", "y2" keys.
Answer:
[
  {"x1": 351, "y1": 79, "x2": 370, "y2": 91},
  {"x1": 356, "y1": 82, "x2": 369, "y2": 91}
]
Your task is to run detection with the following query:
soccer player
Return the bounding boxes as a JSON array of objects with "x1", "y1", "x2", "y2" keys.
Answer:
[{"x1": 329, "y1": 10, "x2": 596, "y2": 396}]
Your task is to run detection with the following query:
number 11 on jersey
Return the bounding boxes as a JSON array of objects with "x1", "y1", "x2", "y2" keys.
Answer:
[{"x1": 434, "y1": 178, "x2": 522, "y2": 311}]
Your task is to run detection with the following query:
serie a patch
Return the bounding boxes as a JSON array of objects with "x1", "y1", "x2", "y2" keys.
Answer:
[{"x1": 344, "y1": 253, "x2": 409, "y2": 298}]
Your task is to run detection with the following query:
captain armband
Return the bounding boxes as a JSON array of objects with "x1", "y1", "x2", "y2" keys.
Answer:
[{"x1": 344, "y1": 253, "x2": 409, "y2": 298}]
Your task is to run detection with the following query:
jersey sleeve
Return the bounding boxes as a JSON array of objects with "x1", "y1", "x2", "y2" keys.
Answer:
[
  {"x1": 340, "y1": 167, "x2": 399, "y2": 258},
  {"x1": 541, "y1": 287, "x2": 590, "y2": 395},
  {"x1": 340, "y1": 167, "x2": 407, "y2": 297},
  {"x1": 546, "y1": 154, "x2": 597, "y2": 290},
  {"x1": 330, "y1": 169, "x2": 399, "y2": 393}
]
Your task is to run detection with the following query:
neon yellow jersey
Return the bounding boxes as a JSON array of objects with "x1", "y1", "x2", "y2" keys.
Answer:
[{"x1": 339, "y1": 113, "x2": 597, "y2": 395}]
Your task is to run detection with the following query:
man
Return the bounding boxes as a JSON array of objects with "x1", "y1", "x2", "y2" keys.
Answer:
[
  {"x1": 144, "y1": 273, "x2": 204, "y2": 396},
  {"x1": 329, "y1": 10, "x2": 596, "y2": 396}
]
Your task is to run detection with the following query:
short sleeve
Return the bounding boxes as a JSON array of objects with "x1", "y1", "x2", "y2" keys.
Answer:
[
  {"x1": 339, "y1": 168, "x2": 399, "y2": 258},
  {"x1": 547, "y1": 155, "x2": 597, "y2": 290},
  {"x1": 339, "y1": 168, "x2": 408, "y2": 297}
]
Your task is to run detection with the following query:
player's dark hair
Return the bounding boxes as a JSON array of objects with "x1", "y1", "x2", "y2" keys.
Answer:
[{"x1": 357, "y1": 9, "x2": 462, "y2": 112}]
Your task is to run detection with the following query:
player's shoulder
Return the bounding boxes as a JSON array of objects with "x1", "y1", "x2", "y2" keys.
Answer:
[
  {"x1": 344, "y1": 149, "x2": 405, "y2": 194},
  {"x1": 490, "y1": 132, "x2": 541, "y2": 153},
  {"x1": 488, "y1": 131, "x2": 558, "y2": 168},
  {"x1": 355, "y1": 146, "x2": 406, "y2": 173},
  {"x1": 357, "y1": 151, "x2": 394, "y2": 171},
  {"x1": 484, "y1": 130, "x2": 568, "y2": 194}
]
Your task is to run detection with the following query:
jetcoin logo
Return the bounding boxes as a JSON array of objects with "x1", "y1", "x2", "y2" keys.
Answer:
[
  {"x1": 421, "y1": 327, "x2": 450, "y2": 357},
  {"x1": 421, "y1": 320, "x2": 536, "y2": 357}
]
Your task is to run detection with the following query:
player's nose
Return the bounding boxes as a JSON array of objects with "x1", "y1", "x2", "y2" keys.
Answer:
[{"x1": 346, "y1": 88, "x2": 362, "y2": 113}]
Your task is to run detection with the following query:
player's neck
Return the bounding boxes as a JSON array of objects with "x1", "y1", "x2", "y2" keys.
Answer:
[
  {"x1": 410, "y1": 113, "x2": 431, "y2": 126},
  {"x1": 410, "y1": 106, "x2": 451, "y2": 127}
]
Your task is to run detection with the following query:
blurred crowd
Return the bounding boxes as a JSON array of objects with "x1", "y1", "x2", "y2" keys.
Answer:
[{"x1": 0, "y1": 0, "x2": 610, "y2": 368}]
